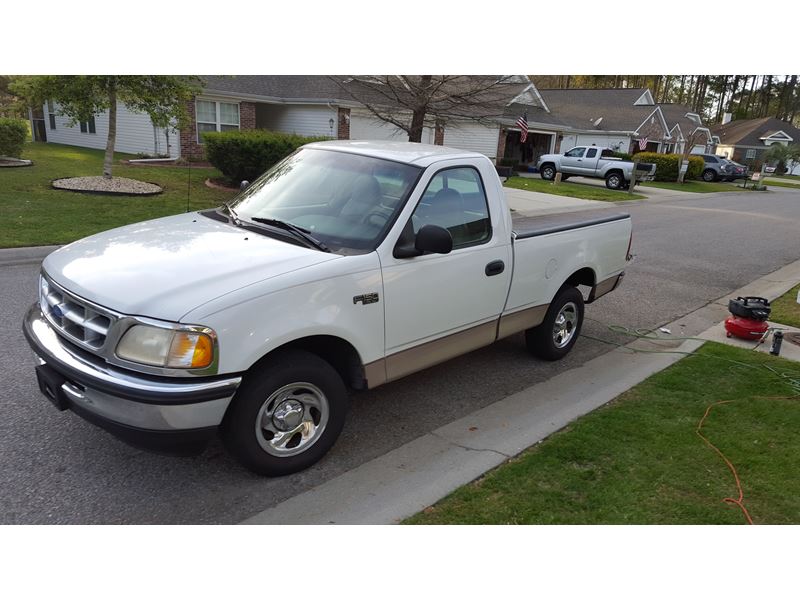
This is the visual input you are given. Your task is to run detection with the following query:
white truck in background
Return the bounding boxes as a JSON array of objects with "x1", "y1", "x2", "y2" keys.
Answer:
[
  {"x1": 537, "y1": 146, "x2": 656, "y2": 189},
  {"x1": 24, "y1": 141, "x2": 632, "y2": 476}
]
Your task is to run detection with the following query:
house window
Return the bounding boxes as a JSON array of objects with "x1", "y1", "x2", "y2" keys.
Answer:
[
  {"x1": 196, "y1": 100, "x2": 240, "y2": 143},
  {"x1": 746, "y1": 149, "x2": 757, "y2": 159},
  {"x1": 79, "y1": 117, "x2": 96, "y2": 134},
  {"x1": 47, "y1": 100, "x2": 56, "y2": 130}
]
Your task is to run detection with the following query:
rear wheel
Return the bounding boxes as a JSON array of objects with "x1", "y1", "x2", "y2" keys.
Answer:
[
  {"x1": 605, "y1": 171, "x2": 624, "y2": 189},
  {"x1": 540, "y1": 164, "x2": 556, "y2": 180},
  {"x1": 221, "y1": 349, "x2": 349, "y2": 476},
  {"x1": 525, "y1": 286, "x2": 584, "y2": 361},
  {"x1": 702, "y1": 169, "x2": 717, "y2": 182}
]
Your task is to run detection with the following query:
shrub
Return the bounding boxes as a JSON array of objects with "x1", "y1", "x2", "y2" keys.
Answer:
[
  {"x1": 0, "y1": 118, "x2": 28, "y2": 158},
  {"x1": 203, "y1": 130, "x2": 329, "y2": 183},
  {"x1": 632, "y1": 152, "x2": 704, "y2": 181}
]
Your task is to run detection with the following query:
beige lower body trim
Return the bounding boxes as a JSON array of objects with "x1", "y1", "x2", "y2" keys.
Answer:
[
  {"x1": 589, "y1": 272, "x2": 624, "y2": 303},
  {"x1": 496, "y1": 304, "x2": 549, "y2": 339},
  {"x1": 363, "y1": 359, "x2": 387, "y2": 390},
  {"x1": 381, "y1": 321, "x2": 498, "y2": 384}
]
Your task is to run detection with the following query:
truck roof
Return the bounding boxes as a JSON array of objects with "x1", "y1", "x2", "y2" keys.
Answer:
[{"x1": 304, "y1": 140, "x2": 484, "y2": 167}]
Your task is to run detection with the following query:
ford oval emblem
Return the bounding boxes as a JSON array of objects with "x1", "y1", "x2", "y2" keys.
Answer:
[{"x1": 51, "y1": 304, "x2": 65, "y2": 319}]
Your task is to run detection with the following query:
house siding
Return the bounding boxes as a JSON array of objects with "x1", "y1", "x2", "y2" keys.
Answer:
[
  {"x1": 255, "y1": 104, "x2": 338, "y2": 138},
  {"x1": 349, "y1": 109, "x2": 435, "y2": 143},
  {"x1": 44, "y1": 102, "x2": 180, "y2": 158},
  {"x1": 442, "y1": 122, "x2": 501, "y2": 159}
]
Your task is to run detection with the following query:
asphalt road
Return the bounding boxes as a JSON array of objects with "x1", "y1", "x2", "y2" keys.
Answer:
[{"x1": 2, "y1": 187, "x2": 800, "y2": 524}]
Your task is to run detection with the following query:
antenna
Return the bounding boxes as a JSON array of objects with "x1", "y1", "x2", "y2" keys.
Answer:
[{"x1": 186, "y1": 157, "x2": 191, "y2": 213}]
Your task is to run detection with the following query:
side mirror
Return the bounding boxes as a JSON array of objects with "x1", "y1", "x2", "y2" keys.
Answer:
[
  {"x1": 415, "y1": 225, "x2": 453, "y2": 254},
  {"x1": 393, "y1": 224, "x2": 453, "y2": 258}
]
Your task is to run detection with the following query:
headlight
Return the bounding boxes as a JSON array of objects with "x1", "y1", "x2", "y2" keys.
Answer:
[{"x1": 116, "y1": 324, "x2": 215, "y2": 369}]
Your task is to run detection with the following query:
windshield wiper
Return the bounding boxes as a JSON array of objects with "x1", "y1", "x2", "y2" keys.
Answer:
[
  {"x1": 219, "y1": 201, "x2": 241, "y2": 226},
  {"x1": 251, "y1": 217, "x2": 330, "y2": 253}
]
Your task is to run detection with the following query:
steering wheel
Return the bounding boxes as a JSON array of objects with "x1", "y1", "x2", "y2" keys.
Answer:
[{"x1": 361, "y1": 209, "x2": 391, "y2": 227}]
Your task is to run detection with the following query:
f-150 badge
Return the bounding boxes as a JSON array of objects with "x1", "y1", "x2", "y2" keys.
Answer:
[{"x1": 353, "y1": 293, "x2": 379, "y2": 305}]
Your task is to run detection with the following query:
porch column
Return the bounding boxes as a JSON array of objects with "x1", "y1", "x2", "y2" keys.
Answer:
[
  {"x1": 495, "y1": 128, "x2": 507, "y2": 164},
  {"x1": 337, "y1": 107, "x2": 351, "y2": 140},
  {"x1": 240, "y1": 101, "x2": 257, "y2": 130}
]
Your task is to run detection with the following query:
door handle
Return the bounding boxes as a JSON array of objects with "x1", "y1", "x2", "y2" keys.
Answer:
[{"x1": 485, "y1": 260, "x2": 505, "y2": 276}]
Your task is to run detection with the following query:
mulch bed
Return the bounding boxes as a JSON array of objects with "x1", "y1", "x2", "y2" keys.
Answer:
[
  {"x1": 52, "y1": 176, "x2": 163, "y2": 196},
  {"x1": 0, "y1": 158, "x2": 33, "y2": 168},
  {"x1": 205, "y1": 177, "x2": 239, "y2": 191}
]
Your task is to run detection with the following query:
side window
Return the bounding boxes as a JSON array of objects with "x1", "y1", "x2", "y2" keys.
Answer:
[
  {"x1": 586, "y1": 148, "x2": 597, "y2": 158},
  {"x1": 564, "y1": 147, "x2": 585, "y2": 158},
  {"x1": 705, "y1": 155, "x2": 717, "y2": 163},
  {"x1": 412, "y1": 167, "x2": 491, "y2": 250}
]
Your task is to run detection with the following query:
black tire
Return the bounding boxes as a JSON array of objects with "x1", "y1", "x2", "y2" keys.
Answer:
[
  {"x1": 702, "y1": 169, "x2": 717, "y2": 182},
  {"x1": 525, "y1": 286, "x2": 584, "y2": 361},
  {"x1": 605, "y1": 171, "x2": 624, "y2": 190},
  {"x1": 221, "y1": 349, "x2": 349, "y2": 476},
  {"x1": 540, "y1": 164, "x2": 556, "y2": 180}
]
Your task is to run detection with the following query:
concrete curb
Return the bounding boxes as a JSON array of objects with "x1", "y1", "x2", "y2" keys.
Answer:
[
  {"x1": 241, "y1": 257, "x2": 800, "y2": 525},
  {"x1": 0, "y1": 245, "x2": 61, "y2": 267}
]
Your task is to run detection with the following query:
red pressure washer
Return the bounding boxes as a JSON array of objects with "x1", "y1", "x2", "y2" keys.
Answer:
[{"x1": 724, "y1": 296, "x2": 771, "y2": 341}]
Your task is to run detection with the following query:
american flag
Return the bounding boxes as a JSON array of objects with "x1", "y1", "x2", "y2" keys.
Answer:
[
  {"x1": 517, "y1": 112, "x2": 529, "y2": 144},
  {"x1": 638, "y1": 137, "x2": 648, "y2": 151}
]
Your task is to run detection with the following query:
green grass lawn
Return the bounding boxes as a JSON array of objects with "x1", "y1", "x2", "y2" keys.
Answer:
[
  {"x1": 504, "y1": 176, "x2": 644, "y2": 202},
  {"x1": 764, "y1": 179, "x2": 800, "y2": 190},
  {"x1": 0, "y1": 142, "x2": 236, "y2": 248},
  {"x1": 772, "y1": 284, "x2": 800, "y2": 329},
  {"x1": 405, "y1": 342, "x2": 800, "y2": 524},
  {"x1": 641, "y1": 180, "x2": 749, "y2": 193}
]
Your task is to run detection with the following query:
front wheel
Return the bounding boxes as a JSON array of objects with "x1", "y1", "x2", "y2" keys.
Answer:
[
  {"x1": 540, "y1": 164, "x2": 556, "y2": 180},
  {"x1": 525, "y1": 286, "x2": 584, "y2": 361},
  {"x1": 221, "y1": 349, "x2": 349, "y2": 476}
]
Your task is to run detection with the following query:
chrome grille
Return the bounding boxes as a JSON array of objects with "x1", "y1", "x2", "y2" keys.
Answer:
[{"x1": 40, "y1": 274, "x2": 115, "y2": 350}]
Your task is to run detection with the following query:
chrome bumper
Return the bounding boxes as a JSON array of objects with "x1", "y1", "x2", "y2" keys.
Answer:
[{"x1": 23, "y1": 303, "x2": 241, "y2": 434}]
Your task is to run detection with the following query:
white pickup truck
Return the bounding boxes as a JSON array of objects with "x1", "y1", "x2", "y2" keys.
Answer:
[
  {"x1": 537, "y1": 146, "x2": 656, "y2": 189},
  {"x1": 24, "y1": 141, "x2": 632, "y2": 476}
]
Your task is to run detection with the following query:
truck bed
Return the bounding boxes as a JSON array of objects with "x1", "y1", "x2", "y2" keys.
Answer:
[{"x1": 512, "y1": 208, "x2": 630, "y2": 239}]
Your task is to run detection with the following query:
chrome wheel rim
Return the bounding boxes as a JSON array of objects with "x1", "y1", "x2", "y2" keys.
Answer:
[
  {"x1": 255, "y1": 382, "x2": 329, "y2": 457},
  {"x1": 608, "y1": 175, "x2": 621, "y2": 188},
  {"x1": 543, "y1": 166, "x2": 554, "y2": 179},
  {"x1": 552, "y1": 302, "x2": 579, "y2": 349}
]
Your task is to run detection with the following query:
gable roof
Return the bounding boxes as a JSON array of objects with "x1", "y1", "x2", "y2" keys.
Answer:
[
  {"x1": 537, "y1": 88, "x2": 669, "y2": 134},
  {"x1": 659, "y1": 103, "x2": 711, "y2": 142},
  {"x1": 711, "y1": 117, "x2": 800, "y2": 147}
]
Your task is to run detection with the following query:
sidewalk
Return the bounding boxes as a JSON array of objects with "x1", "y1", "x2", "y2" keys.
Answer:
[
  {"x1": 503, "y1": 187, "x2": 608, "y2": 216},
  {"x1": 0, "y1": 245, "x2": 60, "y2": 267},
  {"x1": 242, "y1": 258, "x2": 800, "y2": 524}
]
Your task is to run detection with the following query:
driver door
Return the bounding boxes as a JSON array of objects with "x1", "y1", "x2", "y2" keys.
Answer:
[
  {"x1": 560, "y1": 146, "x2": 586, "y2": 174},
  {"x1": 378, "y1": 160, "x2": 512, "y2": 381}
]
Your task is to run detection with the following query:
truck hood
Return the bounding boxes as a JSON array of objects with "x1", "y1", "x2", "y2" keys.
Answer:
[{"x1": 42, "y1": 212, "x2": 340, "y2": 322}]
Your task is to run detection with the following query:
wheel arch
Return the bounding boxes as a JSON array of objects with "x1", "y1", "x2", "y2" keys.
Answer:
[
  {"x1": 562, "y1": 266, "x2": 596, "y2": 289},
  {"x1": 247, "y1": 335, "x2": 368, "y2": 391}
]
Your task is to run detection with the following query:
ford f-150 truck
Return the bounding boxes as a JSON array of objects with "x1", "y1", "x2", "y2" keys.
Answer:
[
  {"x1": 537, "y1": 146, "x2": 656, "y2": 189},
  {"x1": 24, "y1": 141, "x2": 632, "y2": 476}
]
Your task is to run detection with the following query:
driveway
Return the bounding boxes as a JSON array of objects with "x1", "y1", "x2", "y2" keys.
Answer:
[{"x1": 3, "y1": 188, "x2": 800, "y2": 523}]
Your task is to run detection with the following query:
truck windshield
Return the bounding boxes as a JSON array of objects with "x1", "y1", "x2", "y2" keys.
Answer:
[{"x1": 228, "y1": 148, "x2": 422, "y2": 253}]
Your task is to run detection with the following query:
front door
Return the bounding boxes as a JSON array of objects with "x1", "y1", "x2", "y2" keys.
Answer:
[{"x1": 379, "y1": 161, "x2": 512, "y2": 380}]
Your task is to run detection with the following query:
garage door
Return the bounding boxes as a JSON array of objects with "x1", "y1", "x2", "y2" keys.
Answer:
[{"x1": 349, "y1": 110, "x2": 434, "y2": 144}]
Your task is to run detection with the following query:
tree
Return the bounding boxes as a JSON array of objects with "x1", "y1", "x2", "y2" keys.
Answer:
[
  {"x1": 330, "y1": 76, "x2": 521, "y2": 143},
  {"x1": 10, "y1": 75, "x2": 201, "y2": 178},
  {"x1": 764, "y1": 143, "x2": 800, "y2": 175},
  {"x1": 678, "y1": 127, "x2": 709, "y2": 182}
]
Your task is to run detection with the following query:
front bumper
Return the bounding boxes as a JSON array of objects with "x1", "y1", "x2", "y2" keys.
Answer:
[{"x1": 23, "y1": 303, "x2": 242, "y2": 455}]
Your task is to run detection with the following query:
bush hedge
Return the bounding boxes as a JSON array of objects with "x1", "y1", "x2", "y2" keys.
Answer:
[
  {"x1": 0, "y1": 118, "x2": 28, "y2": 158},
  {"x1": 632, "y1": 152, "x2": 704, "y2": 181},
  {"x1": 203, "y1": 130, "x2": 329, "y2": 183}
]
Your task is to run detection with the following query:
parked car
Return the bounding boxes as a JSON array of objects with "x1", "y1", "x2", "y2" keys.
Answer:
[
  {"x1": 720, "y1": 158, "x2": 748, "y2": 182},
  {"x1": 765, "y1": 165, "x2": 777, "y2": 174},
  {"x1": 698, "y1": 154, "x2": 731, "y2": 182},
  {"x1": 537, "y1": 146, "x2": 656, "y2": 190},
  {"x1": 23, "y1": 141, "x2": 633, "y2": 476}
]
